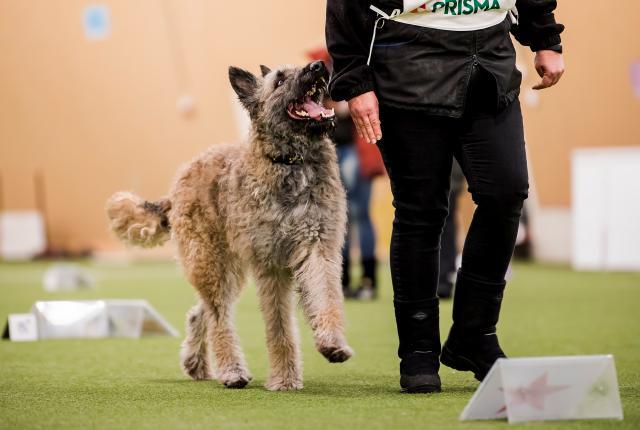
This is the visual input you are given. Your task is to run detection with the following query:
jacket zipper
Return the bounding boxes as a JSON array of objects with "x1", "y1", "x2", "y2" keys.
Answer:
[{"x1": 461, "y1": 32, "x2": 479, "y2": 115}]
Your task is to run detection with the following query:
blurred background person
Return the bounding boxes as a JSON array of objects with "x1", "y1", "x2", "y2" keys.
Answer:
[
  {"x1": 339, "y1": 104, "x2": 387, "y2": 301},
  {"x1": 309, "y1": 47, "x2": 384, "y2": 301},
  {"x1": 333, "y1": 100, "x2": 378, "y2": 300}
]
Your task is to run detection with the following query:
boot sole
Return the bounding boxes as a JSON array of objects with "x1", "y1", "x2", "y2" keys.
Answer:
[
  {"x1": 440, "y1": 346, "x2": 483, "y2": 382},
  {"x1": 400, "y1": 373, "x2": 442, "y2": 394},
  {"x1": 400, "y1": 385, "x2": 442, "y2": 394},
  {"x1": 401, "y1": 384, "x2": 442, "y2": 394}
]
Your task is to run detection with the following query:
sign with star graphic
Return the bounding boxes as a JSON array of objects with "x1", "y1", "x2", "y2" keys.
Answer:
[{"x1": 460, "y1": 355, "x2": 623, "y2": 423}]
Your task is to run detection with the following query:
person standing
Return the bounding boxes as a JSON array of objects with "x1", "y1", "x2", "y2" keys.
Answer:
[{"x1": 326, "y1": 0, "x2": 564, "y2": 393}]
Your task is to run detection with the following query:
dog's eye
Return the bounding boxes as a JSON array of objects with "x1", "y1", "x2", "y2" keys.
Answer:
[{"x1": 276, "y1": 79, "x2": 285, "y2": 88}]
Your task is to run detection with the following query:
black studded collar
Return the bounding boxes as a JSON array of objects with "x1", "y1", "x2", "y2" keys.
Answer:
[{"x1": 267, "y1": 153, "x2": 305, "y2": 165}]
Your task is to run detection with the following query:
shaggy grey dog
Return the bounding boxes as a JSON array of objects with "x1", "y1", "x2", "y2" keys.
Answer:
[{"x1": 106, "y1": 61, "x2": 353, "y2": 391}]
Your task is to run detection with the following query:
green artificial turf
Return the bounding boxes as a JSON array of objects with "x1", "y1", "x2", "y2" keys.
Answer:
[{"x1": 0, "y1": 261, "x2": 638, "y2": 429}]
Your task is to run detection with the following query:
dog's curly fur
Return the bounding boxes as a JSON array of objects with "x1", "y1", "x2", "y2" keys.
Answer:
[{"x1": 106, "y1": 62, "x2": 352, "y2": 391}]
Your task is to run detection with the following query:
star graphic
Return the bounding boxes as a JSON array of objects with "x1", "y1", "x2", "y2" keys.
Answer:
[
  {"x1": 409, "y1": 3, "x2": 429, "y2": 13},
  {"x1": 497, "y1": 372, "x2": 570, "y2": 414}
]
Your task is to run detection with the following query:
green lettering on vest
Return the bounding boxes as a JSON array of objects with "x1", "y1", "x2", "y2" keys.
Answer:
[
  {"x1": 462, "y1": 0, "x2": 474, "y2": 14},
  {"x1": 444, "y1": 0, "x2": 457, "y2": 15},
  {"x1": 474, "y1": 0, "x2": 490, "y2": 12},
  {"x1": 432, "y1": 1, "x2": 446, "y2": 12},
  {"x1": 490, "y1": 0, "x2": 501, "y2": 10}
]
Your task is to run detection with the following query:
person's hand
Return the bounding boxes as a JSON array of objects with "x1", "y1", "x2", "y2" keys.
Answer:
[
  {"x1": 348, "y1": 91, "x2": 382, "y2": 144},
  {"x1": 532, "y1": 50, "x2": 565, "y2": 90}
]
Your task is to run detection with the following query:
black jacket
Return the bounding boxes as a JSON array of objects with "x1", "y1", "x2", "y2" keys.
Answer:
[{"x1": 326, "y1": 1, "x2": 564, "y2": 116}]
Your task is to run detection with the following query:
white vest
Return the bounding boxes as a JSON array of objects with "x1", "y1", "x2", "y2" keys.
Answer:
[{"x1": 391, "y1": 0, "x2": 517, "y2": 31}]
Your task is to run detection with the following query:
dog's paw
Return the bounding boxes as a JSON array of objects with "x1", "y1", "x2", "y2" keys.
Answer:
[
  {"x1": 218, "y1": 367, "x2": 252, "y2": 389},
  {"x1": 265, "y1": 377, "x2": 303, "y2": 391},
  {"x1": 318, "y1": 344, "x2": 354, "y2": 363}
]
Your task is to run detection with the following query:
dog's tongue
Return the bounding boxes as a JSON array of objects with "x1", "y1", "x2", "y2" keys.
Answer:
[{"x1": 303, "y1": 96, "x2": 334, "y2": 120}]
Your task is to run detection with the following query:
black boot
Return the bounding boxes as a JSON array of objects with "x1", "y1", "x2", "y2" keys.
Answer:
[
  {"x1": 395, "y1": 297, "x2": 442, "y2": 393},
  {"x1": 354, "y1": 257, "x2": 377, "y2": 300},
  {"x1": 441, "y1": 270, "x2": 507, "y2": 381}
]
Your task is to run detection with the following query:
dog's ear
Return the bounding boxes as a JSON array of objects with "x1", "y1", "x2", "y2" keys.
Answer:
[
  {"x1": 229, "y1": 66, "x2": 258, "y2": 113},
  {"x1": 259, "y1": 65, "x2": 271, "y2": 77}
]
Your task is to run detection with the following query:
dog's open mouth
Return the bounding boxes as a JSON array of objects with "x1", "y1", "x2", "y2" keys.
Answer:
[{"x1": 287, "y1": 79, "x2": 335, "y2": 122}]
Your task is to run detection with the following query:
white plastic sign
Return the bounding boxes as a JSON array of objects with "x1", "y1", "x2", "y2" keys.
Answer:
[
  {"x1": 461, "y1": 355, "x2": 623, "y2": 423},
  {"x1": 7, "y1": 314, "x2": 38, "y2": 342}
]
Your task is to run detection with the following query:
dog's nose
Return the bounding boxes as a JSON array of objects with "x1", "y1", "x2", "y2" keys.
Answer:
[{"x1": 309, "y1": 61, "x2": 325, "y2": 73}]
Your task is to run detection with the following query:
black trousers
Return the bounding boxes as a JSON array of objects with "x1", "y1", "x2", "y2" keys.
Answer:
[
  {"x1": 377, "y1": 69, "x2": 529, "y2": 359},
  {"x1": 438, "y1": 187, "x2": 459, "y2": 293}
]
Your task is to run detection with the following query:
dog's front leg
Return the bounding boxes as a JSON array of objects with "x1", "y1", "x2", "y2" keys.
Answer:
[
  {"x1": 294, "y1": 248, "x2": 353, "y2": 363},
  {"x1": 255, "y1": 269, "x2": 303, "y2": 391}
]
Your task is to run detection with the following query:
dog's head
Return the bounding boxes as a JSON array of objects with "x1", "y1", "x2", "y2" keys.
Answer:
[{"x1": 229, "y1": 61, "x2": 335, "y2": 138}]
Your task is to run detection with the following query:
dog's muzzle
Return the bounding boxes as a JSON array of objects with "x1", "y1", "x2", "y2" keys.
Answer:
[{"x1": 287, "y1": 61, "x2": 335, "y2": 122}]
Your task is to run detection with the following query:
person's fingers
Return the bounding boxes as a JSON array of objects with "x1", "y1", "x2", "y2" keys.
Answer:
[
  {"x1": 347, "y1": 91, "x2": 381, "y2": 143},
  {"x1": 352, "y1": 109, "x2": 377, "y2": 143},
  {"x1": 369, "y1": 112, "x2": 382, "y2": 141},
  {"x1": 540, "y1": 69, "x2": 563, "y2": 89},
  {"x1": 361, "y1": 114, "x2": 378, "y2": 144},
  {"x1": 351, "y1": 115, "x2": 365, "y2": 139},
  {"x1": 533, "y1": 73, "x2": 554, "y2": 90},
  {"x1": 551, "y1": 69, "x2": 564, "y2": 86},
  {"x1": 532, "y1": 50, "x2": 565, "y2": 90}
]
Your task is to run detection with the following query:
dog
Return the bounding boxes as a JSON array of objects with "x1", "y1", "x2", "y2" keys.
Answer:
[{"x1": 106, "y1": 61, "x2": 353, "y2": 391}]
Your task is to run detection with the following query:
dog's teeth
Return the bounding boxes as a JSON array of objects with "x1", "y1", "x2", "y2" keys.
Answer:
[
  {"x1": 320, "y1": 108, "x2": 335, "y2": 118},
  {"x1": 296, "y1": 110, "x2": 309, "y2": 117}
]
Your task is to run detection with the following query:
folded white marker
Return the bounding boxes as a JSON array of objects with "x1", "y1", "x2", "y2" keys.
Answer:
[
  {"x1": 461, "y1": 355, "x2": 624, "y2": 424},
  {"x1": 2, "y1": 300, "x2": 179, "y2": 341}
]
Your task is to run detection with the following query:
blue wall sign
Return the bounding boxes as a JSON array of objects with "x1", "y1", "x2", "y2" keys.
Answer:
[{"x1": 83, "y1": 5, "x2": 110, "y2": 40}]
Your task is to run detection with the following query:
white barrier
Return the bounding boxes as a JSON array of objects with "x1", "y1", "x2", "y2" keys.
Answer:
[
  {"x1": 461, "y1": 355, "x2": 623, "y2": 423},
  {"x1": 3, "y1": 300, "x2": 179, "y2": 341}
]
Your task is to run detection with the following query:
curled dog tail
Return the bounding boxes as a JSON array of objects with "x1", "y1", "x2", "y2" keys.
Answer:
[{"x1": 106, "y1": 191, "x2": 172, "y2": 248}]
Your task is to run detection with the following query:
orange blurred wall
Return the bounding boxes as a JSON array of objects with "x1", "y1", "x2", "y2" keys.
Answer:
[{"x1": 1, "y1": 1, "x2": 639, "y2": 259}]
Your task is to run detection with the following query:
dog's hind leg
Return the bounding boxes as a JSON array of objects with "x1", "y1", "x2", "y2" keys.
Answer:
[
  {"x1": 180, "y1": 302, "x2": 213, "y2": 380},
  {"x1": 254, "y1": 268, "x2": 303, "y2": 391},
  {"x1": 197, "y1": 265, "x2": 253, "y2": 389},
  {"x1": 294, "y1": 248, "x2": 354, "y2": 363},
  {"x1": 179, "y1": 241, "x2": 252, "y2": 388}
]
